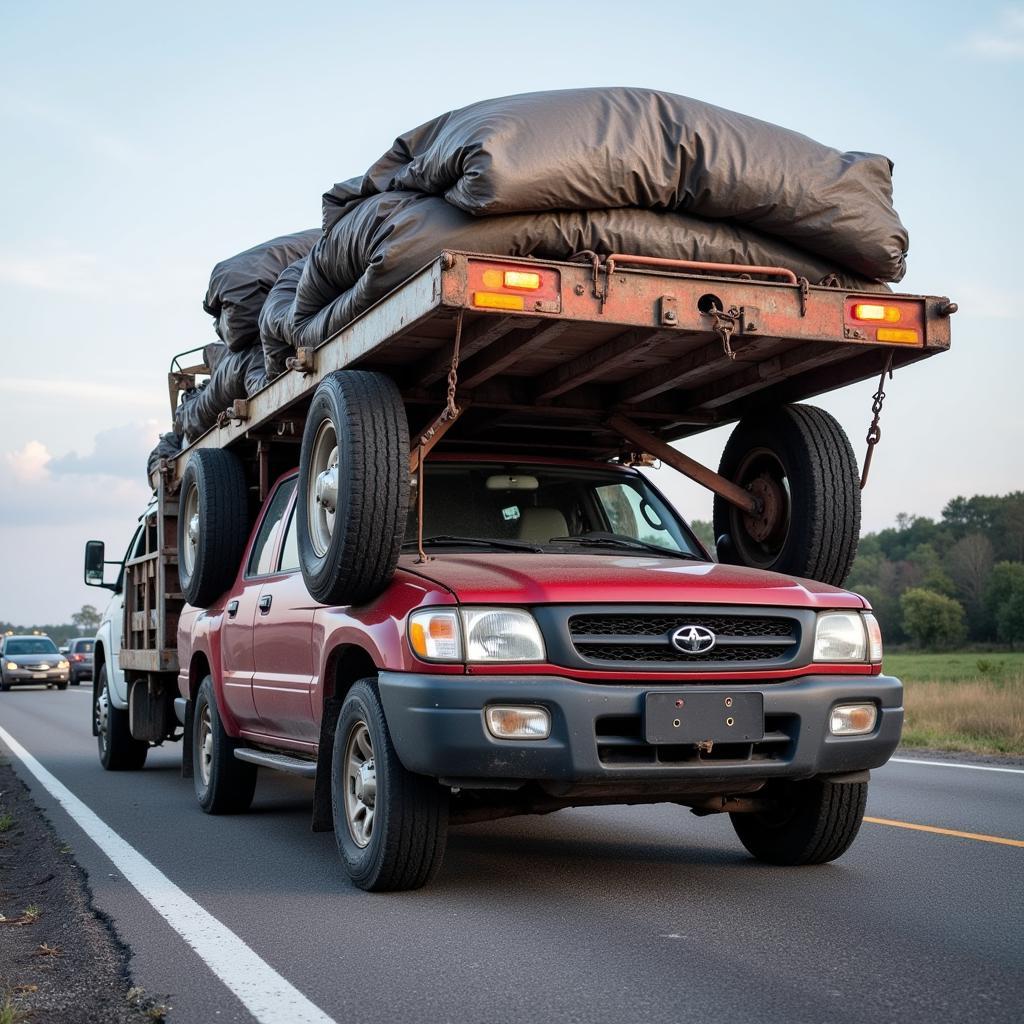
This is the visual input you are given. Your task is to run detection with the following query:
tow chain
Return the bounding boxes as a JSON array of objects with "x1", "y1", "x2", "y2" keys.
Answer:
[
  {"x1": 860, "y1": 352, "x2": 894, "y2": 490},
  {"x1": 445, "y1": 310, "x2": 463, "y2": 419},
  {"x1": 707, "y1": 306, "x2": 740, "y2": 360},
  {"x1": 415, "y1": 311, "x2": 464, "y2": 563}
]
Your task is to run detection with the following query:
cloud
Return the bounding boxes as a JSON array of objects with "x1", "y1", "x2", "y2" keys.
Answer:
[
  {"x1": 0, "y1": 91, "x2": 149, "y2": 166},
  {"x1": 966, "y1": 6, "x2": 1024, "y2": 58},
  {"x1": 0, "y1": 376, "x2": 163, "y2": 408},
  {"x1": 0, "y1": 243, "x2": 106, "y2": 296},
  {"x1": 0, "y1": 422, "x2": 159, "y2": 526}
]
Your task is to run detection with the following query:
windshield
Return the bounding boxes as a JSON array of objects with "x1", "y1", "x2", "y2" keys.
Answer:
[
  {"x1": 403, "y1": 462, "x2": 704, "y2": 558},
  {"x1": 6, "y1": 638, "x2": 59, "y2": 656}
]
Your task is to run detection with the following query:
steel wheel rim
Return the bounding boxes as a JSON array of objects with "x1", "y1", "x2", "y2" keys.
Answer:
[
  {"x1": 343, "y1": 721, "x2": 376, "y2": 849},
  {"x1": 308, "y1": 419, "x2": 339, "y2": 559},
  {"x1": 198, "y1": 703, "x2": 213, "y2": 787},
  {"x1": 183, "y1": 483, "x2": 200, "y2": 576},
  {"x1": 730, "y1": 447, "x2": 791, "y2": 569},
  {"x1": 96, "y1": 684, "x2": 110, "y2": 755}
]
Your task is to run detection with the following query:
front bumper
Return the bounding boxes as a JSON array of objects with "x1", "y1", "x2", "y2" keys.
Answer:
[
  {"x1": 3, "y1": 669, "x2": 69, "y2": 686},
  {"x1": 378, "y1": 672, "x2": 903, "y2": 785}
]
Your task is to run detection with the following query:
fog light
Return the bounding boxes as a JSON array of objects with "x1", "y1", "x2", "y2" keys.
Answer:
[
  {"x1": 484, "y1": 705, "x2": 550, "y2": 740},
  {"x1": 830, "y1": 703, "x2": 877, "y2": 736}
]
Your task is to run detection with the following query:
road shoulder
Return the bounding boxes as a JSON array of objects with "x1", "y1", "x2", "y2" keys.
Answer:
[{"x1": 0, "y1": 757, "x2": 167, "y2": 1023}]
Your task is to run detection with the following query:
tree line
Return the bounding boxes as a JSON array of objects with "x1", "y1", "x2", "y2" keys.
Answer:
[{"x1": 693, "y1": 491, "x2": 1024, "y2": 649}]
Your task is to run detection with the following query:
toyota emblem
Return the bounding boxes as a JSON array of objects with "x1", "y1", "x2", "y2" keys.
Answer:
[{"x1": 670, "y1": 625, "x2": 716, "y2": 654}]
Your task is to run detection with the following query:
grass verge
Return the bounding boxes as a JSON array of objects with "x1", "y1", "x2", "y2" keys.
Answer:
[{"x1": 884, "y1": 651, "x2": 1024, "y2": 755}]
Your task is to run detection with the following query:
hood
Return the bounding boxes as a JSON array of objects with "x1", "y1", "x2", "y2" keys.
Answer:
[
  {"x1": 5, "y1": 653, "x2": 62, "y2": 667},
  {"x1": 398, "y1": 553, "x2": 864, "y2": 608}
]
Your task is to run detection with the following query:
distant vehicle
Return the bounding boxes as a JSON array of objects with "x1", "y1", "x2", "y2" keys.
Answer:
[
  {"x1": 67, "y1": 637, "x2": 95, "y2": 686},
  {"x1": 0, "y1": 635, "x2": 69, "y2": 691},
  {"x1": 59, "y1": 645, "x2": 70, "y2": 656}
]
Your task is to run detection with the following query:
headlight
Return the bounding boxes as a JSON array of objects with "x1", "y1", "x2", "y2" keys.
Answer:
[
  {"x1": 408, "y1": 608, "x2": 545, "y2": 663},
  {"x1": 58, "y1": 659, "x2": 69, "y2": 669},
  {"x1": 5, "y1": 661, "x2": 17, "y2": 670},
  {"x1": 813, "y1": 612, "x2": 867, "y2": 662},
  {"x1": 463, "y1": 609, "x2": 545, "y2": 662}
]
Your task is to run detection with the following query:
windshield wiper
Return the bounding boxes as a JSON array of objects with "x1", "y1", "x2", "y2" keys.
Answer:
[
  {"x1": 401, "y1": 534, "x2": 545, "y2": 553},
  {"x1": 548, "y1": 532, "x2": 703, "y2": 560}
]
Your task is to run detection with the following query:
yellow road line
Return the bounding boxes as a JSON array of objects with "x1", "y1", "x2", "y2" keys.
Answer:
[{"x1": 864, "y1": 816, "x2": 1024, "y2": 848}]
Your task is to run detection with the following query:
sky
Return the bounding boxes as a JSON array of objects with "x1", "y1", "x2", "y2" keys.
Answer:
[{"x1": 0, "y1": 0, "x2": 1022, "y2": 623}]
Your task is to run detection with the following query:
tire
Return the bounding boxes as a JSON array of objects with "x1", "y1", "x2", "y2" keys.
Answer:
[
  {"x1": 730, "y1": 779, "x2": 867, "y2": 866},
  {"x1": 298, "y1": 371, "x2": 409, "y2": 606},
  {"x1": 712, "y1": 404, "x2": 860, "y2": 587},
  {"x1": 56, "y1": 680, "x2": 68, "y2": 691},
  {"x1": 0, "y1": 678, "x2": 10, "y2": 692},
  {"x1": 192, "y1": 677, "x2": 257, "y2": 814},
  {"x1": 332, "y1": 679, "x2": 448, "y2": 891},
  {"x1": 96, "y1": 664, "x2": 147, "y2": 771},
  {"x1": 178, "y1": 448, "x2": 250, "y2": 607}
]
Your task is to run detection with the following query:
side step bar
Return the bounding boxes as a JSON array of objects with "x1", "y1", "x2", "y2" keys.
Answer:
[{"x1": 233, "y1": 748, "x2": 317, "y2": 778}]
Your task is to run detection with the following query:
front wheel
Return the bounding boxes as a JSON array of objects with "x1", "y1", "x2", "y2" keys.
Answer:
[
  {"x1": 192, "y1": 677, "x2": 257, "y2": 814},
  {"x1": 730, "y1": 779, "x2": 867, "y2": 865},
  {"x1": 332, "y1": 679, "x2": 448, "y2": 891},
  {"x1": 96, "y1": 665, "x2": 147, "y2": 771}
]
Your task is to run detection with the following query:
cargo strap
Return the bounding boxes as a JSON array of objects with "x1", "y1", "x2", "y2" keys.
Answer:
[{"x1": 860, "y1": 352, "x2": 894, "y2": 490}]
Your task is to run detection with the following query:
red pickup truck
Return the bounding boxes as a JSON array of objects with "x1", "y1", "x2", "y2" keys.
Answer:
[{"x1": 176, "y1": 452, "x2": 898, "y2": 891}]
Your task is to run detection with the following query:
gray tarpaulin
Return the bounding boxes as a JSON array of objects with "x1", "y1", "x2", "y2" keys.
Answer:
[
  {"x1": 324, "y1": 88, "x2": 908, "y2": 282},
  {"x1": 173, "y1": 346, "x2": 267, "y2": 441},
  {"x1": 204, "y1": 230, "x2": 320, "y2": 351},
  {"x1": 259, "y1": 257, "x2": 306, "y2": 380},
  {"x1": 291, "y1": 192, "x2": 885, "y2": 349}
]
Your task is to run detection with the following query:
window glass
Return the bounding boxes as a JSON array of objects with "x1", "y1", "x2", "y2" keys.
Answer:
[
  {"x1": 595, "y1": 483, "x2": 682, "y2": 550},
  {"x1": 6, "y1": 638, "x2": 59, "y2": 656},
  {"x1": 72, "y1": 640, "x2": 95, "y2": 653},
  {"x1": 279, "y1": 505, "x2": 300, "y2": 573},
  {"x1": 247, "y1": 480, "x2": 296, "y2": 576}
]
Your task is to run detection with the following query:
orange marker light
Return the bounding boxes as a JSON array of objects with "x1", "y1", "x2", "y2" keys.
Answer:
[
  {"x1": 876, "y1": 327, "x2": 919, "y2": 344},
  {"x1": 473, "y1": 291, "x2": 526, "y2": 311},
  {"x1": 503, "y1": 270, "x2": 541, "y2": 290},
  {"x1": 852, "y1": 303, "x2": 901, "y2": 323}
]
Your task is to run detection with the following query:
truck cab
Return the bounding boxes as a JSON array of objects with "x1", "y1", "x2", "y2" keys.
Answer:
[{"x1": 177, "y1": 452, "x2": 899, "y2": 890}]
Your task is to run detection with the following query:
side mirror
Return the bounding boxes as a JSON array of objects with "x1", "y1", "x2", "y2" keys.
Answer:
[{"x1": 84, "y1": 540, "x2": 107, "y2": 587}]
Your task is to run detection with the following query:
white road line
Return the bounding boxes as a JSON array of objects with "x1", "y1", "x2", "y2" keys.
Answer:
[
  {"x1": 889, "y1": 756, "x2": 1024, "y2": 776},
  {"x1": 0, "y1": 724, "x2": 337, "y2": 1024}
]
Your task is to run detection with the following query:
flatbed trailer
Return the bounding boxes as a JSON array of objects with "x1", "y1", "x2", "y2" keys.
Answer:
[{"x1": 112, "y1": 249, "x2": 953, "y2": 712}]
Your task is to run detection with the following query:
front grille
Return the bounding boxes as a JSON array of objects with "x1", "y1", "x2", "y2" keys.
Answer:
[
  {"x1": 595, "y1": 713, "x2": 798, "y2": 766},
  {"x1": 568, "y1": 613, "x2": 800, "y2": 668}
]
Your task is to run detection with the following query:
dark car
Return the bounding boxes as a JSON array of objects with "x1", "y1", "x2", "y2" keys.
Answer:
[
  {"x1": 0, "y1": 635, "x2": 69, "y2": 691},
  {"x1": 67, "y1": 637, "x2": 95, "y2": 686}
]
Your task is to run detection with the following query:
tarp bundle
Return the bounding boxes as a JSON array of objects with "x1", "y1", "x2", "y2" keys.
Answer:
[
  {"x1": 204, "y1": 230, "x2": 319, "y2": 351},
  {"x1": 282, "y1": 88, "x2": 906, "y2": 348},
  {"x1": 259, "y1": 257, "x2": 306, "y2": 379},
  {"x1": 173, "y1": 345, "x2": 267, "y2": 441}
]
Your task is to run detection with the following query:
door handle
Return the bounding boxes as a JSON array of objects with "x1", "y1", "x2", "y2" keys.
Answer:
[
  {"x1": 258, "y1": 594, "x2": 273, "y2": 614},
  {"x1": 227, "y1": 600, "x2": 239, "y2": 618}
]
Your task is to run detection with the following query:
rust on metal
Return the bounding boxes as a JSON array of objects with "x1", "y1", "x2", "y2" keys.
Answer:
[
  {"x1": 604, "y1": 253, "x2": 800, "y2": 285},
  {"x1": 607, "y1": 413, "x2": 759, "y2": 516}
]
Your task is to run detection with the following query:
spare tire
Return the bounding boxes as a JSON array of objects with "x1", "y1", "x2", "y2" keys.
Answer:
[
  {"x1": 178, "y1": 448, "x2": 249, "y2": 607},
  {"x1": 298, "y1": 370, "x2": 409, "y2": 605},
  {"x1": 712, "y1": 405, "x2": 860, "y2": 587}
]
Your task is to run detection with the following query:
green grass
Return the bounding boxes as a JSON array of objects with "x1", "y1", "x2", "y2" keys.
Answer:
[
  {"x1": 884, "y1": 650, "x2": 1024, "y2": 685},
  {"x1": 884, "y1": 651, "x2": 1024, "y2": 755},
  {"x1": 0, "y1": 812, "x2": 14, "y2": 833}
]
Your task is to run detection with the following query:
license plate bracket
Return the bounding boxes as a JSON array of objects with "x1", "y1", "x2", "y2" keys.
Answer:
[{"x1": 644, "y1": 690, "x2": 764, "y2": 745}]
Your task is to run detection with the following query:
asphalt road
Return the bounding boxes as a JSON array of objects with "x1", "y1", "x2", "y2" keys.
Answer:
[{"x1": 1, "y1": 685, "x2": 1022, "y2": 1024}]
